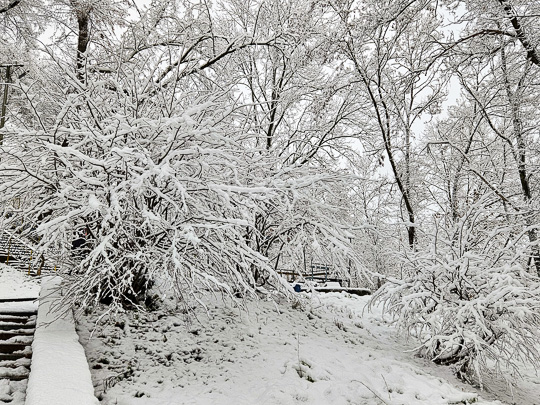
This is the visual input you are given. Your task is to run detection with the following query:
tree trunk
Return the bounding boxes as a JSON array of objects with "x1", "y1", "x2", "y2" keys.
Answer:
[
  {"x1": 496, "y1": 0, "x2": 540, "y2": 66},
  {"x1": 75, "y1": 8, "x2": 90, "y2": 82},
  {"x1": 0, "y1": 65, "x2": 11, "y2": 145},
  {"x1": 501, "y1": 45, "x2": 540, "y2": 276}
]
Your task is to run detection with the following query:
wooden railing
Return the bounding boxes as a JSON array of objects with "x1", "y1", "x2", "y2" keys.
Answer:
[{"x1": 0, "y1": 229, "x2": 57, "y2": 275}]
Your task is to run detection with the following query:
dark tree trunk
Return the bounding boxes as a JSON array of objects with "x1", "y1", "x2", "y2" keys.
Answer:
[
  {"x1": 75, "y1": 8, "x2": 90, "y2": 82},
  {"x1": 501, "y1": 45, "x2": 540, "y2": 277},
  {"x1": 497, "y1": 0, "x2": 540, "y2": 66},
  {"x1": 0, "y1": 0, "x2": 21, "y2": 14}
]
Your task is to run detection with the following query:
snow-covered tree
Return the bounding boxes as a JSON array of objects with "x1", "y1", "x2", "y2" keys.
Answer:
[{"x1": 0, "y1": 0, "x2": 367, "y2": 310}]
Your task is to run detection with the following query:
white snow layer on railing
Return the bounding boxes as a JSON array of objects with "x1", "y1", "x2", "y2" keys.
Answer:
[{"x1": 25, "y1": 276, "x2": 99, "y2": 405}]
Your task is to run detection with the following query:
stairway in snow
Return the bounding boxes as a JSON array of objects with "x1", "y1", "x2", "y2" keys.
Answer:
[
  {"x1": 0, "y1": 298, "x2": 37, "y2": 404},
  {"x1": 0, "y1": 230, "x2": 57, "y2": 275}
]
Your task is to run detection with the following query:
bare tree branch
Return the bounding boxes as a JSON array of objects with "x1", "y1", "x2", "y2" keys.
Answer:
[{"x1": 0, "y1": 0, "x2": 21, "y2": 14}]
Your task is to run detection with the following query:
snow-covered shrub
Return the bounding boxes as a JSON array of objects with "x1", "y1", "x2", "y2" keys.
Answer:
[
  {"x1": 1, "y1": 86, "x2": 281, "y2": 310},
  {"x1": 0, "y1": 66, "x2": 364, "y2": 312},
  {"x1": 0, "y1": 1, "x2": 368, "y2": 312},
  {"x1": 373, "y1": 195, "x2": 540, "y2": 383}
]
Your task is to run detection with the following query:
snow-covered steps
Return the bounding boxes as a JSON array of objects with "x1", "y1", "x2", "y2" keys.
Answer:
[
  {"x1": 0, "y1": 313, "x2": 35, "y2": 322},
  {"x1": 0, "y1": 310, "x2": 38, "y2": 317},
  {"x1": 0, "y1": 353, "x2": 32, "y2": 362},
  {"x1": 0, "y1": 366, "x2": 30, "y2": 381},
  {"x1": 0, "y1": 298, "x2": 39, "y2": 304},
  {"x1": 0, "y1": 343, "x2": 31, "y2": 353},
  {"x1": 0, "y1": 323, "x2": 35, "y2": 331},
  {"x1": 0, "y1": 303, "x2": 37, "y2": 404},
  {"x1": 0, "y1": 331, "x2": 34, "y2": 341},
  {"x1": 0, "y1": 265, "x2": 40, "y2": 404}
]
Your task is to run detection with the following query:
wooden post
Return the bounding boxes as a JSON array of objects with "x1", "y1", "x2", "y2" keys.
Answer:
[
  {"x1": 37, "y1": 254, "x2": 44, "y2": 276},
  {"x1": 302, "y1": 246, "x2": 306, "y2": 279},
  {"x1": 6, "y1": 236, "x2": 11, "y2": 264},
  {"x1": 27, "y1": 250, "x2": 32, "y2": 275}
]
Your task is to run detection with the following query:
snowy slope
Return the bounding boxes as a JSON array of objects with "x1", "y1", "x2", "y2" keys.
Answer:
[{"x1": 78, "y1": 291, "x2": 513, "y2": 405}]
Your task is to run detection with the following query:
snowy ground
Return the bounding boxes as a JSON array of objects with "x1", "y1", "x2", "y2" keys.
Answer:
[
  {"x1": 1, "y1": 262, "x2": 537, "y2": 405},
  {"x1": 77, "y1": 289, "x2": 535, "y2": 405},
  {"x1": 0, "y1": 263, "x2": 40, "y2": 300}
]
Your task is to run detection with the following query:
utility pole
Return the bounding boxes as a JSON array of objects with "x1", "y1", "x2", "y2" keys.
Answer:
[{"x1": 0, "y1": 63, "x2": 23, "y2": 145}]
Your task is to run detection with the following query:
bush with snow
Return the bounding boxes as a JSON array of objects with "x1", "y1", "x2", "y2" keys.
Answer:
[
  {"x1": 373, "y1": 195, "x2": 540, "y2": 383},
  {"x1": 1, "y1": 84, "x2": 278, "y2": 309},
  {"x1": 0, "y1": 59, "x2": 363, "y2": 312}
]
